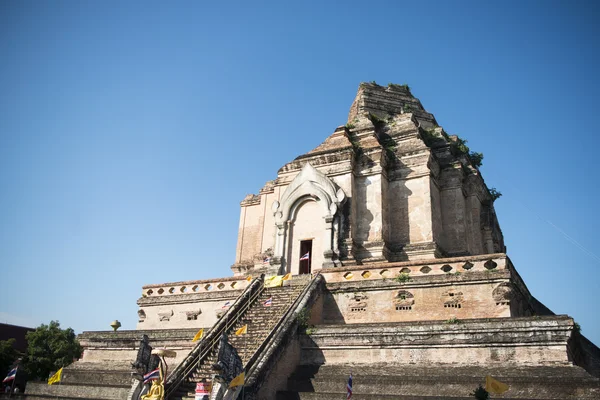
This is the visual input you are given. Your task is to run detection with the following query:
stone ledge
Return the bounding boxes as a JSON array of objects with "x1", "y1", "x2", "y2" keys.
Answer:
[
  {"x1": 78, "y1": 328, "x2": 197, "y2": 342},
  {"x1": 137, "y1": 289, "x2": 242, "y2": 306},
  {"x1": 25, "y1": 382, "x2": 130, "y2": 400},
  {"x1": 283, "y1": 364, "x2": 599, "y2": 399},
  {"x1": 300, "y1": 316, "x2": 577, "y2": 367},
  {"x1": 325, "y1": 253, "x2": 507, "y2": 273},
  {"x1": 326, "y1": 269, "x2": 510, "y2": 292},
  {"x1": 142, "y1": 275, "x2": 247, "y2": 289},
  {"x1": 307, "y1": 315, "x2": 574, "y2": 345}
]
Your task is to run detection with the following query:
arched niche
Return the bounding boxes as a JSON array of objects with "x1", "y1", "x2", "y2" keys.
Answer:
[{"x1": 271, "y1": 163, "x2": 346, "y2": 273}]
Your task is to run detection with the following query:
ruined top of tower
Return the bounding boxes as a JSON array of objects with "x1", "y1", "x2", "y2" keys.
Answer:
[
  {"x1": 232, "y1": 82, "x2": 505, "y2": 277},
  {"x1": 348, "y1": 82, "x2": 438, "y2": 129}
]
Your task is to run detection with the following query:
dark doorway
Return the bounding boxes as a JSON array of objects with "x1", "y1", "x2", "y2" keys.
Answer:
[{"x1": 299, "y1": 240, "x2": 312, "y2": 275}]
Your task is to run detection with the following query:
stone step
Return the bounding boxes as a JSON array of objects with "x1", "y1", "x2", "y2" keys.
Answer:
[
  {"x1": 290, "y1": 364, "x2": 599, "y2": 381},
  {"x1": 61, "y1": 369, "x2": 132, "y2": 386},
  {"x1": 276, "y1": 393, "x2": 475, "y2": 400},
  {"x1": 283, "y1": 365, "x2": 600, "y2": 400},
  {"x1": 25, "y1": 382, "x2": 130, "y2": 400}
]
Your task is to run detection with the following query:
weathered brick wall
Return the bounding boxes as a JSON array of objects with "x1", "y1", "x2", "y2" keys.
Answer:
[
  {"x1": 302, "y1": 316, "x2": 575, "y2": 367},
  {"x1": 322, "y1": 278, "x2": 511, "y2": 324},
  {"x1": 138, "y1": 276, "x2": 251, "y2": 329}
]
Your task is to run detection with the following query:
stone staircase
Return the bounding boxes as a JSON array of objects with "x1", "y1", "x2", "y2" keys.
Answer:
[
  {"x1": 171, "y1": 280, "x2": 308, "y2": 400},
  {"x1": 276, "y1": 364, "x2": 600, "y2": 399}
]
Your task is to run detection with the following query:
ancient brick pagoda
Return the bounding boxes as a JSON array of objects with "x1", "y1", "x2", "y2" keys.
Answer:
[{"x1": 26, "y1": 83, "x2": 600, "y2": 399}]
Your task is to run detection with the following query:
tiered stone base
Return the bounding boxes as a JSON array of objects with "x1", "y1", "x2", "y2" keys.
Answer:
[
  {"x1": 273, "y1": 317, "x2": 600, "y2": 399},
  {"x1": 301, "y1": 317, "x2": 578, "y2": 366},
  {"x1": 277, "y1": 364, "x2": 600, "y2": 399},
  {"x1": 22, "y1": 328, "x2": 198, "y2": 399}
]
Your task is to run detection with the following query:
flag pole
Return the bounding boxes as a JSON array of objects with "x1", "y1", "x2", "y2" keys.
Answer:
[
  {"x1": 8, "y1": 367, "x2": 16, "y2": 398},
  {"x1": 242, "y1": 325, "x2": 246, "y2": 400}
]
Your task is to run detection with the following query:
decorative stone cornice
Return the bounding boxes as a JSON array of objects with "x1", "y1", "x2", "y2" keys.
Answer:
[
  {"x1": 305, "y1": 315, "x2": 575, "y2": 348},
  {"x1": 240, "y1": 194, "x2": 261, "y2": 206},
  {"x1": 137, "y1": 290, "x2": 242, "y2": 307}
]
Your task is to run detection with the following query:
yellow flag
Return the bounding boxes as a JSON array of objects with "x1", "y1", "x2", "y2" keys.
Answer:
[
  {"x1": 282, "y1": 273, "x2": 291, "y2": 281},
  {"x1": 228, "y1": 371, "x2": 245, "y2": 388},
  {"x1": 485, "y1": 375, "x2": 509, "y2": 394},
  {"x1": 192, "y1": 328, "x2": 204, "y2": 342},
  {"x1": 48, "y1": 367, "x2": 63, "y2": 385},
  {"x1": 246, "y1": 276, "x2": 252, "y2": 282},
  {"x1": 235, "y1": 325, "x2": 247, "y2": 336},
  {"x1": 264, "y1": 275, "x2": 283, "y2": 288}
]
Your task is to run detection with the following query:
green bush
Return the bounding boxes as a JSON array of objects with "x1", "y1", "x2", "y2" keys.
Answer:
[
  {"x1": 470, "y1": 385, "x2": 489, "y2": 400},
  {"x1": 394, "y1": 273, "x2": 411, "y2": 283},
  {"x1": 296, "y1": 307, "x2": 310, "y2": 330},
  {"x1": 452, "y1": 136, "x2": 470, "y2": 155},
  {"x1": 469, "y1": 152, "x2": 484, "y2": 167},
  {"x1": 489, "y1": 188, "x2": 502, "y2": 201},
  {"x1": 24, "y1": 321, "x2": 82, "y2": 380}
]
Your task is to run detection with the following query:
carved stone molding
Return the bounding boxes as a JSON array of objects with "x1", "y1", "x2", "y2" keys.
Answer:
[
  {"x1": 493, "y1": 283, "x2": 514, "y2": 306},
  {"x1": 185, "y1": 309, "x2": 201, "y2": 321},
  {"x1": 442, "y1": 288, "x2": 464, "y2": 308},
  {"x1": 158, "y1": 310, "x2": 173, "y2": 322},
  {"x1": 395, "y1": 290, "x2": 415, "y2": 308},
  {"x1": 346, "y1": 292, "x2": 368, "y2": 315}
]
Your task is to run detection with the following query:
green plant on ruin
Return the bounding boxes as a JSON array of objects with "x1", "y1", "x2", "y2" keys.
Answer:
[
  {"x1": 445, "y1": 317, "x2": 461, "y2": 324},
  {"x1": 573, "y1": 322, "x2": 582, "y2": 334},
  {"x1": 388, "y1": 83, "x2": 411, "y2": 92},
  {"x1": 484, "y1": 268, "x2": 501, "y2": 275},
  {"x1": 296, "y1": 307, "x2": 310, "y2": 332},
  {"x1": 367, "y1": 112, "x2": 386, "y2": 129},
  {"x1": 379, "y1": 135, "x2": 397, "y2": 162},
  {"x1": 419, "y1": 127, "x2": 439, "y2": 147},
  {"x1": 370, "y1": 80, "x2": 381, "y2": 86},
  {"x1": 461, "y1": 163, "x2": 473, "y2": 177},
  {"x1": 385, "y1": 143, "x2": 396, "y2": 153},
  {"x1": 403, "y1": 103, "x2": 413, "y2": 113},
  {"x1": 489, "y1": 188, "x2": 502, "y2": 202},
  {"x1": 469, "y1": 151, "x2": 484, "y2": 168},
  {"x1": 305, "y1": 326, "x2": 317, "y2": 335},
  {"x1": 451, "y1": 271, "x2": 462, "y2": 276},
  {"x1": 350, "y1": 139, "x2": 364, "y2": 162},
  {"x1": 451, "y1": 136, "x2": 470, "y2": 155},
  {"x1": 470, "y1": 385, "x2": 490, "y2": 400},
  {"x1": 345, "y1": 123, "x2": 355, "y2": 130},
  {"x1": 394, "y1": 273, "x2": 411, "y2": 283}
]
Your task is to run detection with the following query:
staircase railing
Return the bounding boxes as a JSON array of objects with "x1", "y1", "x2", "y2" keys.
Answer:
[
  {"x1": 241, "y1": 273, "x2": 324, "y2": 397},
  {"x1": 164, "y1": 275, "x2": 265, "y2": 399}
]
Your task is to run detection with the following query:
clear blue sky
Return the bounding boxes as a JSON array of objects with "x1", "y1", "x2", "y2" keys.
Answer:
[{"x1": 1, "y1": 1, "x2": 599, "y2": 345}]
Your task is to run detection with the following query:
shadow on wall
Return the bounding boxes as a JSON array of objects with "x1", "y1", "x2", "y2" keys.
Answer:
[
  {"x1": 353, "y1": 152, "x2": 413, "y2": 262},
  {"x1": 321, "y1": 291, "x2": 346, "y2": 324},
  {"x1": 386, "y1": 156, "x2": 413, "y2": 261}
]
